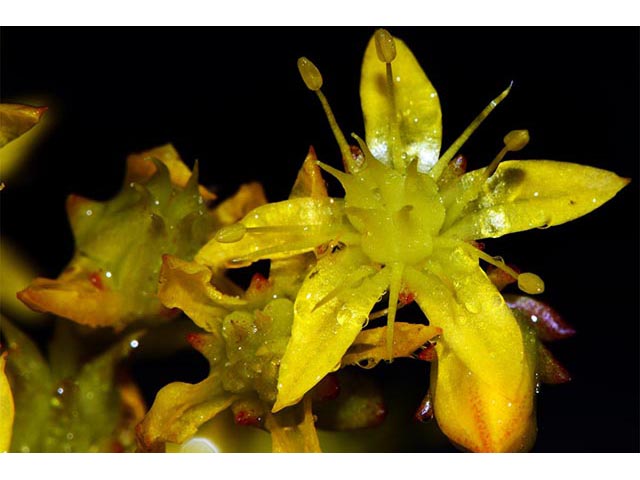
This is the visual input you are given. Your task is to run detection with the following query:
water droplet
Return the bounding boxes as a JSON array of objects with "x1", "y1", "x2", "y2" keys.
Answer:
[
  {"x1": 66, "y1": 432, "x2": 74, "y2": 440},
  {"x1": 105, "y1": 271, "x2": 112, "y2": 278},
  {"x1": 85, "y1": 209, "x2": 93, "y2": 216},
  {"x1": 530, "y1": 314, "x2": 538, "y2": 323},
  {"x1": 86, "y1": 392, "x2": 94, "y2": 400},
  {"x1": 21, "y1": 446, "x2": 30, "y2": 453},
  {"x1": 130, "y1": 339, "x2": 139, "y2": 349},
  {"x1": 154, "y1": 199, "x2": 160, "y2": 206},
  {"x1": 533, "y1": 191, "x2": 539, "y2": 197},
  {"x1": 57, "y1": 387, "x2": 64, "y2": 395}
]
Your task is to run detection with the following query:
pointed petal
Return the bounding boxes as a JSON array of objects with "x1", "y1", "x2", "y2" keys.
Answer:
[
  {"x1": 429, "y1": 337, "x2": 537, "y2": 452},
  {"x1": 405, "y1": 249, "x2": 537, "y2": 451},
  {"x1": 196, "y1": 197, "x2": 344, "y2": 269},
  {"x1": 273, "y1": 248, "x2": 390, "y2": 412},
  {"x1": 442, "y1": 160, "x2": 630, "y2": 240},
  {"x1": 361, "y1": 33, "x2": 441, "y2": 172}
]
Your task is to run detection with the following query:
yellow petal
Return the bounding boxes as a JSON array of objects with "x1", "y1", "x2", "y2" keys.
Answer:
[
  {"x1": 342, "y1": 322, "x2": 441, "y2": 368},
  {"x1": 126, "y1": 143, "x2": 216, "y2": 201},
  {"x1": 266, "y1": 396, "x2": 321, "y2": 453},
  {"x1": 158, "y1": 255, "x2": 247, "y2": 332},
  {"x1": 0, "y1": 352, "x2": 15, "y2": 452},
  {"x1": 273, "y1": 248, "x2": 390, "y2": 412},
  {"x1": 405, "y1": 248, "x2": 537, "y2": 451},
  {"x1": 361, "y1": 33, "x2": 441, "y2": 172},
  {"x1": 196, "y1": 197, "x2": 344, "y2": 269},
  {"x1": 137, "y1": 377, "x2": 236, "y2": 451},
  {"x1": 442, "y1": 160, "x2": 630, "y2": 240},
  {"x1": 430, "y1": 337, "x2": 537, "y2": 452}
]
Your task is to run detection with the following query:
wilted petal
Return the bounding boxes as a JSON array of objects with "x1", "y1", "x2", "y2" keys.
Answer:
[
  {"x1": 442, "y1": 160, "x2": 630, "y2": 240},
  {"x1": 137, "y1": 332, "x2": 236, "y2": 451},
  {"x1": 361, "y1": 33, "x2": 441, "y2": 172},
  {"x1": 273, "y1": 248, "x2": 390, "y2": 412},
  {"x1": 158, "y1": 255, "x2": 247, "y2": 333}
]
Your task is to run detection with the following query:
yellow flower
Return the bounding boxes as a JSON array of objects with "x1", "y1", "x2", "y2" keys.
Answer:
[{"x1": 195, "y1": 30, "x2": 628, "y2": 451}]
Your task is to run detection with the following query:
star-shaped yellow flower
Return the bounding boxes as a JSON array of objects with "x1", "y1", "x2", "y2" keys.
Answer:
[{"x1": 195, "y1": 30, "x2": 628, "y2": 451}]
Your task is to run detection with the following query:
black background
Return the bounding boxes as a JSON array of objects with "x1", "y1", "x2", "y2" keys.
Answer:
[{"x1": 1, "y1": 28, "x2": 638, "y2": 452}]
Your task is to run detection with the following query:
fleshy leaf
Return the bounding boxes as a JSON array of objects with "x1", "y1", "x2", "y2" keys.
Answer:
[
  {"x1": 342, "y1": 322, "x2": 441, "y2": 368},
  {"x1": 273, "y1": 248, "x2": 390, "y2": 412},
  {"x1": 0, "y1": 103, "x2": 47, "y2": 148},
  {"x1": 442, "y1": 160, "x2": 630, "y2": 240},
  {"x1": 266, "y1": 397, "x2": 321, "y2": 452},
  {"x1": 361, "y1": 33, "x2": 441, "y2": 172},
  {"x1": 536, "y1": 343, "x2": 571, "y2": 384},
  {"x1": 196, "y1": 197, "x2": 344, "y2": 269},
  {"x1": 0, "y1": 352, "x2": 15, "y2": 452},
  {"x1": 505, "y1": 294, "x2": 576, "y2": 342}
]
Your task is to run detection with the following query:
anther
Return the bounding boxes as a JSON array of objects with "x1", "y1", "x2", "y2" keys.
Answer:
[
  {"x1": 297, "y1": 57, "x2": 323, "y2": 91},
  {"x1": 374, "y1": 28, "x2": 396, "y2": 63},
  {"x1": 486, "y1": 129, "x2": 530, "y2": 178},
  {"x1": 297, "y1": 56, "x2": 356, "y2": 172},
  {"x1": 503, "y1": 129, "x2": 530, "y2": 152},
  {"x1": 517, "y1": 272, "x2": 545, "y2": 295}
]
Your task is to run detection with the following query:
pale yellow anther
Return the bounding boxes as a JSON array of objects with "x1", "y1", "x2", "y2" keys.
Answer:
[
  {"x1": 215, "y1": 223, "x2": 247, "y2": 243},
  {"x1": 504, "y1": 129, "x2": 530, "y2": 152},
  {"x1": 297, "y1": 57, "x2": 323, "y2": 92},
  {"x1": 517, "y1": 272, "x2": 545, "y2": 295},
  {"x1": 374, "y1": 29, "x2": 397, "y2": 63}
]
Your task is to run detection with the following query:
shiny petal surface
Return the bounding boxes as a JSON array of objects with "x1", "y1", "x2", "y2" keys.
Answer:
[
  {"x1": 196, "y1": 197, "x2": 344, "y2": 269},
  {"x1": 273, "y1": 248, "x2": 390, "y2": 412},
  {"x1": 361, "y1": 34, "x2": 441, "y2": 172},
  {"x1": 405, "y1": 249, "x2": 537, "y2": 451},
  {"x1": 442, "y1": 160, "x2": 630, "y2": 240}
]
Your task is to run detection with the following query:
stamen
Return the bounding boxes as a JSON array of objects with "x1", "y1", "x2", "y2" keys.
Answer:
[
  {"x1": 485, "y1": 129, "x2": 530, "y2": 178},
  {"x1": 430, "y1": 83, "x2": 512, "y2": 181},
  {"x1": 297, "y1": 56, "x2": 356, "y2": 173},
  {"x1": 461, "y1": 242, "x2": 545, "y2": 295},
  {"x1": 374, "y1": 30, "x2": 403, "y2": 172}
]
